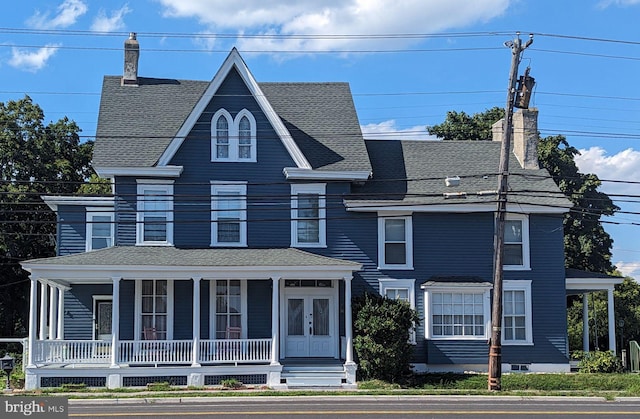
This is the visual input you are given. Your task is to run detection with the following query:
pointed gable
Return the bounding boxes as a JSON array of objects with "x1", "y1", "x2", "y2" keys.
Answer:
[{"x1": 158, "y1": 48, "x2": 311, "y2": 169}]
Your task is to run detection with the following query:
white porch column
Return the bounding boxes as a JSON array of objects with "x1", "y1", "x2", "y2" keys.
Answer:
[
  {"x1": 39, "y1": 281, "x2": 48, "y2": 340},
  {"x1": 271, "y1": 276, "x2": 280, "y2": 365},
  {"x1": 192, "y1": 277, "x2": 201, "y2": 367},
  {"x1": 49, "y1": 286, "x2": 58, "y2": 340},
  {"x1": 582, "y1": 293, "x2": 590, "y2": 353},
  {"x1": 27, "y1": 278, "x2": 38, "y2": 368},
  {"x1": 607, "y1": 287, "x2": 616, "y2": 355},
  {"x1": 344, "y1": 275, "x2": 355, "y2": 365},
  {"x1": 110, "y1": 277, "x2": 121, "y2": 368},
  {"x1": 56, "y1": 287, "x2": 65, "y2": 340}
]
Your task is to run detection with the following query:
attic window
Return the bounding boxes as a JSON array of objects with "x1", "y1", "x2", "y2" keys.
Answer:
[{"x1": 211, "y1": 108, "x2": 257, "y2": 162}]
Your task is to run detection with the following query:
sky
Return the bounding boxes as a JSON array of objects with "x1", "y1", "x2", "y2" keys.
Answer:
[{"x1": 1, "y1": 0, "x2": 639, "y2": 279}]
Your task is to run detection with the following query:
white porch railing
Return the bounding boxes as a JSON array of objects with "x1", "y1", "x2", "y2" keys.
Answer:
[
  {"x1": 31, "y1": 338, "x2": 273, "y2": 366},
  {"x1": 199, "y1": 339, "x2": 271, "y2": 364},
  {"x1": 33, "y1": 340, "x2": 111, "y2": 364},
  {"x1": 119, "y1": 340, "x2": 193, "y2": 364}
]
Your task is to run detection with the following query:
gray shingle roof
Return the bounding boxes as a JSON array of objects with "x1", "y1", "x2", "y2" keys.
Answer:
[
  {"x1": 93, "y1": 77, "x2": 371, "y2": 173},
  {"x1": 22, "y1": 246, "x2": 361, "y2": 268},
  {"x1": 346, "y1": 140, "x2": 572, "y2": 209}
]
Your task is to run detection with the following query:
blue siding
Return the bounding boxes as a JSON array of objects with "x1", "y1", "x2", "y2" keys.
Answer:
[
  {"x1": 57, "y1": 205, "x2": 86, "y2": 256},
  {"x1": 200, "y1": 281, "x2": 210, "y2": 339},
  {"x1": 114, "y1": 179, "x2": 137, "y2": 246},
  {"x1": 247, "y1": 280, "x2": 271, "y2": 339},
  {"x1": 64, "y1": 284, "x2": 112, "y2": 340},
  {"x1": 119, "y1": 280, "x2": 135, "y2": 340},
  {"x1": 169, "y1": 67, "x2": 295, "y2": 248},
  {"x1": 427, "y1": 340, "x2": 489, "y2": 364},
  {"x1": 174, "y1": 280, "x2": 193, "y2": 339}
]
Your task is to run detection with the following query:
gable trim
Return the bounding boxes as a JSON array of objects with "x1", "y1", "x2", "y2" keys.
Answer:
[
  {"x1": 344, "y1": 202, "x2": 571, "y2": 214},
  {"x1": 284, "y1": 167, "x2": 371, "y2": 181},
  {"x1": 157, "y1": 48, "x2": 311, "y2": 169},
  {"x1": 94, "y1": 166, "x2": 183, "y2": 179}
]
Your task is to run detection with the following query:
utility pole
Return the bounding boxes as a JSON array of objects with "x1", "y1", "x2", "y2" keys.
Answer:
[{"x1": 488, "y1": 32, "x2": 533, "y2": 391}]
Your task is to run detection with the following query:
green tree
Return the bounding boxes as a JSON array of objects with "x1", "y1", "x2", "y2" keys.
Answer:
[
  {"x1": 0, "y1": 96, "x2": 94, "y2": 337},
  {"x1": 353, "y1": 293, "x2": 420, "y2": 383},
  {"x1": 428, "y1": 107, "x2": 618, "y2": 273}
]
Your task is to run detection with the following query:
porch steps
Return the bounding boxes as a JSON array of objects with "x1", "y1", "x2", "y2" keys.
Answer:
[{"x1": 281, "y1": 364, "x2": 346, "y2": 388}]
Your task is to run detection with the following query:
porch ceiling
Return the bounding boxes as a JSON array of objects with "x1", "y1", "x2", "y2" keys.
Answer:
[{"x1": 21, "y1": 246, "x2": 362, "y2": 282}]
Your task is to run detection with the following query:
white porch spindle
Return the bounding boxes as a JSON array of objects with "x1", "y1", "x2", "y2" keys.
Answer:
[
  {"x1": 57, "y1": 287, "x2": 65, "y2": 340},
  {"x1": 582, "y1": 293, "x2": 589, "y2": 352},
  {"x1": 607, "y1": 288, "x2": 616, "y2": 355},
  {"x1": 49, "y1": 286, "x2": 58, "y2": 340},
  {"x1": 39, "y1": 282, "x2": 48, "y2": 340},
  {"x1": 192, "y1": 277, "x2": 201, "y2": 367},
  {"x1": 111, "y1": 277, "x2": 121, "y2": 368},
  {"x1": 344, "y1": 275, "x2": 354, "y2": 365},
  {"x1": 271, "y1": 276, "x2": 280, "y2": 365},
  {"x1": 27, "y1": 278, "x2": 38, "y2": 367}
]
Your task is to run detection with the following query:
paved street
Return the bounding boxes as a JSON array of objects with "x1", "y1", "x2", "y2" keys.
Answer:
[{"x1": 68, "y1": 395, "x2": 640, "y2": 418}]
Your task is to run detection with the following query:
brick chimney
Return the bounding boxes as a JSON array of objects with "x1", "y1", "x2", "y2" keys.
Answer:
[
  {"x1": 122, "y1": 32, "x2": 139, "y2": 86},
  {"x1": 491, "y1": 108, "x2": 539, "y2": 170}
]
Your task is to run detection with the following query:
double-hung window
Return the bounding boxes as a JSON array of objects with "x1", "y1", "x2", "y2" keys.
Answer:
[
  {"x1": 503, "y1": 214, "x2": 530, "y2": 270},
  {"x1": 502, "y1": 280, "x2": 533, "y2": 345},
  {"x1": 291, "y1": 184, "x2": 326, "y2": 247},
  {"x1": 211, "y1": 182, "x2": 247, "y2": 246},
  {"x1": 379, "y1": 278, "x2": 416, "y2": 343},
  {"x1": 378, "y1": 215, "x2": 413, "y2": 269},
  {"x1": 211, "y1": 109, "x2": 256, "y2": 162},
  {"x1": 423, "y1": 283, "x2": 492, "y2": 340},
  {"x1": 136, "y1": 180, "x2": 173, "y2": 245},
  {"x1": 86, "y1": 209, "x2": 114, "y2": 251},
  {"x1": 212, "y1": 279, "x2": 246, "y2": 339},
  {"x1": 138, "y1": 279, "x2": 173, "y2": 340}
]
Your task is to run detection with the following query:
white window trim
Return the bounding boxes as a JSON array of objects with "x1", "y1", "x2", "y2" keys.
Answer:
[
  {"x1": 377, "y1": 214, "x2": 413, "y2": 270},
  {"x1": 503, "y1": 213, "x2": 530, "y2": 271},
  {"x1": 502, "y1": 279, "x2": 533, "y2": 346},
  {"x1": 86, "y1": 208, "x2": 114, "y2": 251},
  {"x1": 136, "y1": 180, "x2": 174, "y2": 246},
  {"x1": 291, "y1": 183, "x2": 326, "y2": 248},
  {"x1": 211, "y1": 181, "x2": 247, "y2": 247},
  {"x1": 209, "y1": 279, "x2": 248, "y2": 339},
  {"x1": 423, "y1": 283, "x2": 492, "y2": 341},
  {"x1": 211, "y1": 108, "x2": 257, "y2": 162},
  {"x1": 134, "y1": 279, "x2": 174, "y2": 340},
  {"x1": 379, "y1": 278, "x2": 417, "y2": 344}
]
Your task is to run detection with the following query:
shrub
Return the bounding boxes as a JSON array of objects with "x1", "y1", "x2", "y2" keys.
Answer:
[
  {"x1": 576, "y1": 350, "x2": 623, "y2": 373},
  {"x1": 353, "y1": 293, "x2": 420, "y2": 383},
  {"x1": 220, "y1": 378, "x2": 243, "y2": 389}
]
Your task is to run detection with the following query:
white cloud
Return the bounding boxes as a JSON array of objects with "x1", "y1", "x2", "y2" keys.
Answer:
[
  {"x1": 27, "y1": 0, "x2": 88, "y2": 29},
  {"x1": 9, "y1": 45, "x2": 60, "y2": 72},
  {"x1": 361, "y1": 120, "x2": 437, "y2": 141},
  {"x1": 574, "y1": 147, "x2": 640, "y2": 195},
  {"x1": 615, "y1": 261, "x2": 640, "y2": 281},
  {"x1": 91, "y1": 5, "x2": 132, "y2": 32},
  {"x1": 598, "y1": 0, "x2": 640, "y2": 8},
  {"x1": 155, "y1": 0, "x2": 511, "y2": 51}
]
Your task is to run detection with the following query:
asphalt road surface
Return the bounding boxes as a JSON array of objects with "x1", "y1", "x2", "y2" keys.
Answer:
[{"x1": 68, "y1": 395, "x2": 640, "y2": 418}]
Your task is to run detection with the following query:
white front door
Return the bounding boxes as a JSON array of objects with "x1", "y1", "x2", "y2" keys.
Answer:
[{"x1": 284, "y1": 291, "x2": 336, "y2": 358}]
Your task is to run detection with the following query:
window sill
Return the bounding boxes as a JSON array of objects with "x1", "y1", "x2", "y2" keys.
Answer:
[
  {"x1": 378, "y1": 265, "x2": 414, "y2": 271},
  {"x1": 502, "y1": 341, "x2": 534, "y2": 346},
  {"x1": 292, "y1": 243, "x2": 327, "y2": 249},
  {"x1": 503, "y1": 266, "x2": 531, "y2": 271},
  {"x1": 136, "y1": 242, "x2": 173, "y2": 246},
  {"x1": 210, "y1": 243, "x2": 248, "y2": 247}
]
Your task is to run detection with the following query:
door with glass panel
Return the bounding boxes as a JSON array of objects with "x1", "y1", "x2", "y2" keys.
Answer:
[{"x1": 285, "y1": 294, "x2": 334, "y2": 358}]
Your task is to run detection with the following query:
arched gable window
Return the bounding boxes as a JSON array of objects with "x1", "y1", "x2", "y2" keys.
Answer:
[{"x1": 211, "y1": 108, "x2": 256, "y2": 162}]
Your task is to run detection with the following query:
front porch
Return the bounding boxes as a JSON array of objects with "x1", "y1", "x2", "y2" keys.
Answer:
[{"x1": 21, "y1": 247, "x2": 361, "y2": 389}]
